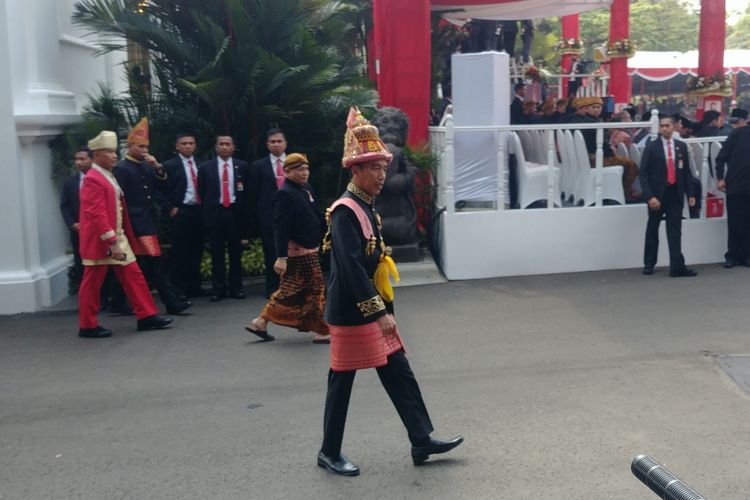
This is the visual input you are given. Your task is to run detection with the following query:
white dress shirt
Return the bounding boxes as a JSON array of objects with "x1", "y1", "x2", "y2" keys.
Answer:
[{"x1": 180, "y1": 155, "x2": 199, "y2": 205}]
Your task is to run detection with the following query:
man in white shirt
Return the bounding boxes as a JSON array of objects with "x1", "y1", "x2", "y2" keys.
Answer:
[
  {"x1": 250, "y1": 128, "x2": 289, "y2": 297},
  {"x1": 198, "y1": 135, "x2": 252, "y2": 301},
  {"x1": 164, "y1": 132, "x2": 209, "y2": 298}
]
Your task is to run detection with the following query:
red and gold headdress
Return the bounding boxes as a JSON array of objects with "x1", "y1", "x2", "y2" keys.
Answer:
[
  {"x1": 127, "y1": 117, "x2": 150, "y2": 145},
  {"x1": 341, "y1": 107, "x2": 392, "y2": 169}
]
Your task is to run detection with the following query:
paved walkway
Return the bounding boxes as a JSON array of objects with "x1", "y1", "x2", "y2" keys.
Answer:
[{"x1": 2, "y1": 265, "x2": 750, "y2": 499}]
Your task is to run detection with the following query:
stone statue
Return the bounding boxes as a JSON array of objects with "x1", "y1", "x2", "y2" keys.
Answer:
[{"x1": 371, "y1": 107, "x2": 420, "y2": 262}]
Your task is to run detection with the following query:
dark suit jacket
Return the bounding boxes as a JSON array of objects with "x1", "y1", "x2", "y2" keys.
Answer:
[
  {"x1": 60, "y1": 173, "x2": 82, "y2": 230},
  {"x1": 113, "y1": 157, "x2": 170, "y2": 236},
  {"x1": 510, "y1": 96, "x2": 524, "y2": 125},
  {"x1": 163, "y1": 155, "x2": 201, "y2": 210},
  {"x1": 569, "y1": 113, "x2": 615, "y2": 157},
  {"x1": 716, "y1": 126, "x2": 750, "y2": 195},
  {"x1": 250, "y1": 155, "x2": 279, "y2": 236},
  {"x1": 197, "y1": 157, "x2": 251, "y2": 234},
  {"x1": 639, "y1": 137, "x2": 695, "y2": 204},
  {"x1": 272, "y1": 180, "x2": 324, "y2": 257},
  {"x1": 325, "y1": 191, "x2": 391, "y2": 326}
]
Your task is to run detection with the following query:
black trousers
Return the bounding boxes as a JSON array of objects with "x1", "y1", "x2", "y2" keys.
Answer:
[
  {"x1": 170, "y1": 205, "x2": 205, "y2": 295},
  {"x1": 70, "y1": 232, "x2": 83, "y2": 282},
  {"x1": 208, "y1": 206, "x2": 243, "y2": 293},
  {"x1": 644, "y1": 185, "x2": 686, "y2": 270},
  {"x1": 726, "y1": 193, "x2": 750, "y2": 261},
  {"x1": 320, "y1": 350, "x2": 434, "y2": 458},
  {"x1": 260, "y1": 230, "x2": 279, "y2": 298},
  {"x1": 138, "y1": 255, "x2": 179, "y2": 307}
]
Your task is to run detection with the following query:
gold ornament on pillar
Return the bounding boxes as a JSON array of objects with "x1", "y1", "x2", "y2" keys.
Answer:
[
  {"x1": 686, "y1": 72, "x2": 733, "y2": 97},
  {"x1": 554, "y1": 38, "x2": 584, "y2": 56},
  {"x1": 606, "y1": 38, "x2": 636, "y2": 59}
]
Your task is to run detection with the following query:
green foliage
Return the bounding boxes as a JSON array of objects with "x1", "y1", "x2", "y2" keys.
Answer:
[
  {"x1": 49, "y1": 83, "x2": 128, "y2": 185},
  {"x1": 517, "y1": 1, "x2": 701, "y2": 73},
  {"x1": 199, "y1": 239, "x2": 266, "y2": 279},
  {"x1": 727, "y1": 5, "x2": 750, "y2": 49},
  {"x1": 70, "y1": 0, "x2": 378, "y2": 207},
  {"x1": 404, "y1": 145, "x2": 438, "y2": 174}
]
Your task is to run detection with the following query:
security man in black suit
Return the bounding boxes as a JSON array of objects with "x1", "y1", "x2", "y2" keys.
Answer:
[
  {"x1": 640, "y1": 115, "x2": 698, "y2": 277},
  {"x1": 198, "y1": 134, "x2": 251, "y2": 302},
  {"x1": 60, "y1": 147, "x2": 92, "y2": 282},
  {"x1": 510, "y1": 83, "x2": 526, "y2": 125},
  {"x1": 716, "y1": 108, "x2": 750, "y2": 268},
  {"x1": 250, "y1": 128, "x2": 288, "y2": 297},
  {"x1": 163, "y1": 132, "x2": 209, "y2": 298},
  {"x1": 114, "y1": 120, "x2": 191, "y2": 314}
]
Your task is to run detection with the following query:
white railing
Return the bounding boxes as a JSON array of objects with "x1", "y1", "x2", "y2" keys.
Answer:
[
  {"x1": 429, "y1": 114, "x2": 729, "y2": 219},
  {"x1": 429, "y1": 117, "x2": 726, "y2": 219},
  {"x1": 509, "y1": 73, "x2": 610, "y2": 99},
  {"x1": 680, "y1": 136, "x2": 727, "y2": 219}
]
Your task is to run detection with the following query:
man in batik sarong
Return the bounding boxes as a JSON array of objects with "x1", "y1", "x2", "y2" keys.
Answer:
[{"x1": 245, "y1": 153, "x2": 329, "y2": 344}]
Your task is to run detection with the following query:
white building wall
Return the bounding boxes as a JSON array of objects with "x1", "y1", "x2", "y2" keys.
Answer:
[{"x1": 0, "y1": 0, "x2": 125, "y2": 314}]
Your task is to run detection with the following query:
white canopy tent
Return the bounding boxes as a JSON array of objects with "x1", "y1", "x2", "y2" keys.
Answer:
[
  {"x1": 628, "y1": 50, "x2": 750, "y2": 81},
  {"x1": 431, "y1": 0, "x2": 613, "y2": 21}
]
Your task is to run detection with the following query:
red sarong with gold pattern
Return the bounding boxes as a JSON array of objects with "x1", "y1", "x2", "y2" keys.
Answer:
[
  {"x1": 329, "y1": 322, "x2": 405, "y2": 372},
  {"x1": 131, "y1": 235, "x2": 161, "y2": 256}
]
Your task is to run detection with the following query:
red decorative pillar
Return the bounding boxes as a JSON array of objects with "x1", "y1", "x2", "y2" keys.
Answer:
[
  {"x1": 560, "y1": 15, "x2": 580, "y2": 74},
  {"x1": 608, "y1": 0, "x2": 632, "y2": 111},
  {"x1": 695, "y1": 0, "x2": 727, "y2": 120},
  {"x1": 372, "y1": 0, "x2": 431, "y2": 145}
]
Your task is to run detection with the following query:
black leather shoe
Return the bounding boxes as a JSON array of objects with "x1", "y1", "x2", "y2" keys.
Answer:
[
  {"x1": 166, "y1": 300, "x2": 192, "y2": 315},
  {"x1": 411, "y1": 436, "x2": 464, "y2": 465},
  {"x1": 642, "y1": 267, "x2": 654, "y2": 275},
  {"x1": 209, "y1": 291, "x2": 226, "y2": 302},
  {"x1": 78, "y1": 326, "x2": 112, "y2": 338},
  {"x1": 724, "y1": 257, "x2": 736, "y2": 268},
  {"x1": 317, "y1": 452, "x2": 360, "y2": 477},
  {"x1": 669, "y1": 268, "x2": 698, "y2": 278},
  {"x1": 741, "y1": 258, "x2": 750, "y2": 268},
  {"x1": 230, "y1": 290, "x2": 246, "y2": 299},
  {"x1": 137, "y1": 315, "x2": 173, "y2": 331}
]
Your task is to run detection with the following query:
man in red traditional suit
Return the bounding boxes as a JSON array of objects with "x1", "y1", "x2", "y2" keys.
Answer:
[
  {"x1": 77, "y1": 131, "x2": 173, "y2": 338},
  {"x1": 317, "y1": 108, "x2": 463, "y2": 477}
]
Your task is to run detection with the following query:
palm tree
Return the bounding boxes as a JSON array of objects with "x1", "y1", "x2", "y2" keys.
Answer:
[{"x1": 72, "y1": 0, "x2": 378, "y2": 201}]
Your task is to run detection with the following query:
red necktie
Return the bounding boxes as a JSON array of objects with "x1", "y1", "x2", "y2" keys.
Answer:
[
  {"x1": 188, "y1": 159, "x2": 200, "y2": 204},
  {"x1": 666, "y1": 140, "x2": 676, "y2": 185},
  {"x1": 222, "y1": 162, "x2": 231, "y2": 208},
  {"x1": 276, "y1": 158, "x2": 284, "y2": 188}
]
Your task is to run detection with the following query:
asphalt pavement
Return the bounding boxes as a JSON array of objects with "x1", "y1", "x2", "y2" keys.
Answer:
[{"x1": 2, "y1": 265, "x2": 750, "y2": 499}]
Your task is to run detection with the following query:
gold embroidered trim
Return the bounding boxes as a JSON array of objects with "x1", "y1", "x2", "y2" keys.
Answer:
[
  {"x1": 322, "y1": 207, "x2": 333, "y2": 252},
  {"x1": 100, "y1": 230, "x2": 116, "y2": 241},
  {"x1": 347, "y1": 182, "x2": 374, "y2": 205},
  {"x1": 357, "y1": 295, "x2": 386, "y2": 317}
]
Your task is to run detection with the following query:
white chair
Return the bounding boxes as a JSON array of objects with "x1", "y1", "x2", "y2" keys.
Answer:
[
  {"x1": 628, "y1": 143, "x2": 641, "y2": 167},
  {"x1": 556, "y1": 129, "x2": 578, "y2": 202},
  {"x1": 570, "y1": 130, "x2": 625, "y2": 206},
  {"x1": 532, "y1": 130, "x2": 548, "y2": 164},
  {"x1": 509, "y1": 132, "x2": 561, "y2": 209},
  {"x1": 616, "y1": 142, "x2": 630, "y2": 160},
  {"x1": 517, "y1": 130, "x2": 538, "y2": 163}
]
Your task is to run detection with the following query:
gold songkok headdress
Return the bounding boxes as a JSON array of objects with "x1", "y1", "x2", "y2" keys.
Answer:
[
  {"x1": 341, "y1": 107, "x2": 393, "y2": 169},
  {"x1": 127, "y1": 117, "x2": 150, "y2": 145}
]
